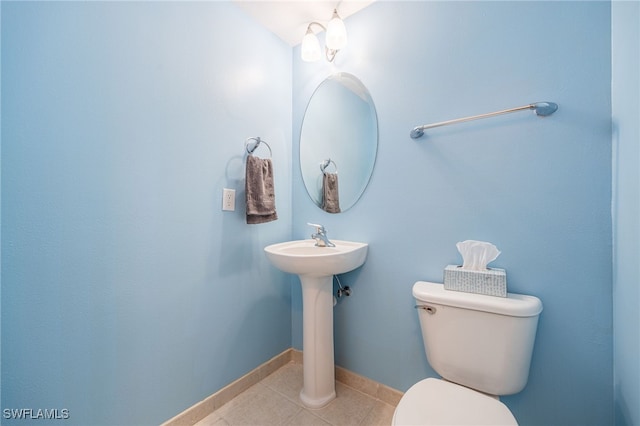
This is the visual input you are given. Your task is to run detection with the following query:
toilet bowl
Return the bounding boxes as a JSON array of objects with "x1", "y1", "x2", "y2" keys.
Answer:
[
  {"x1": 393, "y1": 281, "x2": 542, "y2": 426},
  {"x1": 392, "y1": 378, "x2": 517, "y2": 425}
]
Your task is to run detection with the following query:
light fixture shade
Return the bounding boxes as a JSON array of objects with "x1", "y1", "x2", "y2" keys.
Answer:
[
  {"x1": 325, "y1": 10, "x2": 347, "y2": 50},
  {"x1": 301, "y1": 29, "x2": 321, "y2": 62}
]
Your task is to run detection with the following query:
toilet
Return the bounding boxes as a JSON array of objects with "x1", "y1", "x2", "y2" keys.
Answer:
[{"x1": 392, "y1": 281, "x2": 543, "y2": 425}]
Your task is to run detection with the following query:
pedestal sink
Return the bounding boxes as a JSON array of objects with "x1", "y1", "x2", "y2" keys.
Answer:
[{"x1": 264, "y1": 239, "x2": 368, "y2": 408}]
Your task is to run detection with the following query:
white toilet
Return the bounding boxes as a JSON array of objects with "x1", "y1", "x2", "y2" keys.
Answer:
[{"x1": 392, "y1": 281, "x2": 543, "y2": 425}]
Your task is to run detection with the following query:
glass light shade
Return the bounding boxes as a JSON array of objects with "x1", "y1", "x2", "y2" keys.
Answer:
[
  {"x1": 301, "y1": 30, "x2": 321, "y2": 62},
  {"x1": 325, "y1": 12, "x2": 347, "y2": 50}
]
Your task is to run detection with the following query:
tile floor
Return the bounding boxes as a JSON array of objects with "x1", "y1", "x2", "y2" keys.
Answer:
[{"x1": 194, "y1": 362, "x2": 396, "y2": 426}]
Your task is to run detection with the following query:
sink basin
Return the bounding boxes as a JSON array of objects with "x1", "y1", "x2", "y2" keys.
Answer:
[
  {"x1": 264, "y1": 238, "x2": 368, "y2": 409},
  {"x1": 264, "y1": 239, "x2": 368, "y2": 277}
]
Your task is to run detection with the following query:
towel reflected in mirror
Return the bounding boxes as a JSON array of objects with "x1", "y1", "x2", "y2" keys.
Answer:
[{"x1": 321, "y1": 172, "x2": 340, "y2": 214}]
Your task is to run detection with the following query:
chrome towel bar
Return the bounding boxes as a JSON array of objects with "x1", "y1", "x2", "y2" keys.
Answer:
[{"x1": 410, "y1": 102, "x2": 558, "y2": 139}]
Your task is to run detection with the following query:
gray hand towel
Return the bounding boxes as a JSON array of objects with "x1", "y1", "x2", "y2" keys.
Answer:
[
  {"x1": 245, "y1": 155, "x2": 278, "y2": 224},
  {"x1": 321, "y1": 172, "x2": 341, "y2": 213}
]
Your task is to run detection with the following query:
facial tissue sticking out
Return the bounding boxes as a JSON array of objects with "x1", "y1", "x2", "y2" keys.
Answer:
[
  {"x1": 444, "y1": 240, "x2": 507, "y2": 297},
  {"x1": 456, "y1": 240, "x2": 501, "y2": 271}
]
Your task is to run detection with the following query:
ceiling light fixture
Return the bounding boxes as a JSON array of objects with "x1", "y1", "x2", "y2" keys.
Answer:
[{"x1": 301, "y1": 9, "x2": 347, "y2": 63}]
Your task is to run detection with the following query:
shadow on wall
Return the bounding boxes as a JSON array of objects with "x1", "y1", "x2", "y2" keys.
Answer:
[
  {"x1": 218, "y1": 154, "x2": 250, "y2": 277},
  {"x1": 614, "y1": 388, "x2": 633, "y2": 426}
]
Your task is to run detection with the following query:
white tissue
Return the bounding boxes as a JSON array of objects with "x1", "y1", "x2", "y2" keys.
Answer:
[{"x1": 456, "y1": 240, "x2": 501, "y2": 271}]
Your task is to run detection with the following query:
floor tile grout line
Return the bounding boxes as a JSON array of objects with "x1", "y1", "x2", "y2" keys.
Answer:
[
  {"x1": 198, "y1": 362, "x2": 395, "y2": 426},
  {"x1": 261, "y1": 363, "x2": 396, "y2": 410},
  {"x1": 283, "y1": 405, "x2": 306, "y2": 426},
  {"x1": 261, "y1": 377, "x2": 379, "y2": 426}
]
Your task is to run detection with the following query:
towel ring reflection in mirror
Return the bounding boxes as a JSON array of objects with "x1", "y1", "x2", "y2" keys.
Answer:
[
  {"x1": 320, "y1": 159, "x2": 338, "y2": 175},
  {"x1": 245, "y1": 137, "x2": 272, "y2": 158}
]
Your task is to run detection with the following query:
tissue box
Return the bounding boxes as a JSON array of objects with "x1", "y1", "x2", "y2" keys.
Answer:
[{"x1": 443, "y1": 265, "x2": 507, "y2": 297}]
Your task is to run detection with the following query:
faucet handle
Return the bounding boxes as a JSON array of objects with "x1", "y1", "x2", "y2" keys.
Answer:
[{"x1": 307, "y1": 222, "x2": 325, "y2": 232}]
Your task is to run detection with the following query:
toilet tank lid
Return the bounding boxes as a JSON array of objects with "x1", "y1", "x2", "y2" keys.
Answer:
[{"x1": 413, "y1": 281, "x2": 543, "y2": 317}]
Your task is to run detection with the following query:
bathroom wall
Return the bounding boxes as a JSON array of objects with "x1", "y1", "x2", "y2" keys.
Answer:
[
  {"x1": 612, "y1": 2, "x2": 640, "y2": 425},
  {"x1": 292, "y1": 2, "x2": 613, "y2": 425},
  {"x1": 1, "y1": 2, "x2": 292, "y2": 425},
  {"x1": 2, "y1": 2, "x2": 628, "y2": 426}
]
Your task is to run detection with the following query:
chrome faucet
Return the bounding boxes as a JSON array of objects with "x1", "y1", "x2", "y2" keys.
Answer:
[{"x1": 307, "y1": 223, "x2": 335, "y2": 247}]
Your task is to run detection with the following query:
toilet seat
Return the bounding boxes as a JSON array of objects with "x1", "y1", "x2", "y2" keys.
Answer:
[{"x1": 392, "y1": 378, "x2": 518, "y2": 425}]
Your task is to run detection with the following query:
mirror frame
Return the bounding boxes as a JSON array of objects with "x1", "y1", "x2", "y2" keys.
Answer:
[{"x1": 299, "y1": 72, "x2": 378, "y2": 213}]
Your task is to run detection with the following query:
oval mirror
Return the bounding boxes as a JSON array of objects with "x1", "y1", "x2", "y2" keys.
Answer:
[{"x1": 300, "y1": 73, "x2": 378, "y2": 213}]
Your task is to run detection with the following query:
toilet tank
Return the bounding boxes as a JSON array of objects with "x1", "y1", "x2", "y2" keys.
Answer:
[{"x1": 413, "y1": 281, "x2": 543, "y2": 396}]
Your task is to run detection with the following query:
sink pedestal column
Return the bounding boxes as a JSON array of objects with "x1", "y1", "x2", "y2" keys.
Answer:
[
  {"x1": 298, "y1": 275, "x2": 336, "y2": 409},
  {"x1": 264, "y1": 239, "x2": 367, "y2": 409}
]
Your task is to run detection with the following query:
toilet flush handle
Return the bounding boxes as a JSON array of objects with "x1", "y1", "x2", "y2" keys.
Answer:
[{"x1": 415, "y1": 305, "x2": 437, "y2": 314}]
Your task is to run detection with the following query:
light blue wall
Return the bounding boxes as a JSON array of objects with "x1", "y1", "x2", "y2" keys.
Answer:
[
  {"x1": 2, "y1": 1, "x2": 631, "y2": 426},
  {"x1": 612, "y1": 1, "x2": 640, "y2": 425},
  {"x1": 1, "y1": 2, "x2": 292, "y2": 425},
  {"x1": 293, "y1": 2, "x2": 613, "y2": 425}
]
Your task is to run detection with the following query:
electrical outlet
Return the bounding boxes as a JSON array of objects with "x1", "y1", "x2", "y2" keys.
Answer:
[{"x1": 222, "y1": 188, "x2": 235, "y2": 211}]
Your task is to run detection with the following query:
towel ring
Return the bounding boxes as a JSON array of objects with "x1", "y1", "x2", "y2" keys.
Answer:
[
  {"x1": 320, "y1": 158, "x2": 338, "y2": 175},
  {"x1": 245, "y1": 137, "x2": 272, "y2": 158}
]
